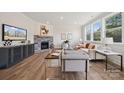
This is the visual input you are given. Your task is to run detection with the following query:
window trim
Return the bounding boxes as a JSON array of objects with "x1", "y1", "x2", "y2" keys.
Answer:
[
  {"x1": 84, "y1": 12, "x2": 123, "y2": 44},
  {"x1": 103, "y1": 12, "x2": 122, "y2": 44},
  {"x1": 85, "y1": 19, "x2": 102, "y2": 42}
]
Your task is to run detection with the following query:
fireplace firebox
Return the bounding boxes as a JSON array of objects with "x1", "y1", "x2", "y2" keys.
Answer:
[{"x1": 41, "y1": 41, "x2": 49, "y2": 50}]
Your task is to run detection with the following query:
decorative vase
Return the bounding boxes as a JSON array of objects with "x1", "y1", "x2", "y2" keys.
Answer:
[{"x1": 64, "y1": 43, "x2": 69, "y2": 49}]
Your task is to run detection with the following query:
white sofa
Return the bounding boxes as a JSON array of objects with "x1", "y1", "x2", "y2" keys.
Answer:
[
  {"x1": 80, "y1": 48, "x2": 96, "y2": 60},
  {"x1": 80, "y1": 44, "x2": 105, "y2": 60}
]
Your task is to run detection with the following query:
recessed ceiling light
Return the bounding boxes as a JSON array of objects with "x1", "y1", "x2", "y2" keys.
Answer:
[{"x1": 60, "y1": 16, "x2": 64, "y2": 20}]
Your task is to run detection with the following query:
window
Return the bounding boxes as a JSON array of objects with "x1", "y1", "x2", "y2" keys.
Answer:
[
  {"x1": 105, "y1": 13, "x2": 122, "y2": 43},
  {"x1": 86, "y1": 25, "x2": 91, "y2": 40},
  {"x1": 85, "y1": 21, "x2": 102, "y2": 41},
  {"x1": 93, "y1": 20, "x2": 102, "y2": 41},
  {"x1": 84, "y1": 12, "x2": 122, "y2": 43}
]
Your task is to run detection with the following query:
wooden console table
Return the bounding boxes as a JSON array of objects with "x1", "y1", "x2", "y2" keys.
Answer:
[
  {"x1": 95, "y1": 50, "x2": 123, "y2": 71},
  {"x1": 45, "y1": 48, "x2": 62, "y2": 80}
]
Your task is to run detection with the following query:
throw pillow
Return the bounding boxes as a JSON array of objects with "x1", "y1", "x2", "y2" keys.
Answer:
[{"x1": 88, "y1": 44, "x2": 95, "y2": 49}]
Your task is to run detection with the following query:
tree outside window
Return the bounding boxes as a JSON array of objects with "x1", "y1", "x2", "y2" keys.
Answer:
[
  {"x1": 93, "y1": 21, "x2": 102, "y2": 41},
  {"x1": 105, "y1": 13, "x2": 122, "y2": 42}
]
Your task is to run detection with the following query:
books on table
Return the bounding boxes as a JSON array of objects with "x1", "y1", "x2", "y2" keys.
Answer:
[{"x1": 51, "y1": 53, "x2": 60, "y2": 56}]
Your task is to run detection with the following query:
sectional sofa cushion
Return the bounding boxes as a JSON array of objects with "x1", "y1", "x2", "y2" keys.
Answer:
[
  {"x1": 75, "y1": 43, "x2": 95, "y2": 49},
  {"x1": 88, "y1": 44, "x2": 95, "y2": 49}
]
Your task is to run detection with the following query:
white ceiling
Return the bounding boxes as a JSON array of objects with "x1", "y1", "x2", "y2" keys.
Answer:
[{"x1": 23, "y1": 12, "x2": 104, "y2": 25}]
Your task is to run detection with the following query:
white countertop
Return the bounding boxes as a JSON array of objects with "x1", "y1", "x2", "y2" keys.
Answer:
[
  {"x1": 0, "y1": 43, "x2": 34, "y2": 48},
  {"x1": 96, "y1": 49, "x2": 122, "y2": 56}
]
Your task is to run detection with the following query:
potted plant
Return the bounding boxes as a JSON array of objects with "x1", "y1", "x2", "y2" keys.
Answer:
[
  {"x1": 63, "y1": 40, "x2": 69, "y2": 49},
  {"x1": 64, "y1": 40, "x2": 69, "y2": 44}
]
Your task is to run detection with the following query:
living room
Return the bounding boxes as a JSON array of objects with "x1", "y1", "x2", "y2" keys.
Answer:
[
  {"x1": 0, "y1": 12, "x2": 123, "y2": 80},
  {"x1": 0, "y1": 0, "x2": 124, "y2": 93}
]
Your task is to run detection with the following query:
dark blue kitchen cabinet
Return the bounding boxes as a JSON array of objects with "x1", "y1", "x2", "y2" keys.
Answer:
[{"x1": 0, "y1": 44, "x2": 34, "y2": 68}]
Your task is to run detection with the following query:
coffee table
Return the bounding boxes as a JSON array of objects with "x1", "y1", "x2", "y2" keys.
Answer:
[{"x1": 61, "y1": 49, "x2": 90, "y2": 80}]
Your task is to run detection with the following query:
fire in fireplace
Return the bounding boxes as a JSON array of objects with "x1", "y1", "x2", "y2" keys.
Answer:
[{"x1": 41, "y1": 41, "x2": 49, "y2": 50}]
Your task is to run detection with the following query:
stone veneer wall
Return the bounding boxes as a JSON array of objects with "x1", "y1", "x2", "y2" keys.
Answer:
[{"x1": 34, "y1": 35, "x2": 53, "y2": 52}]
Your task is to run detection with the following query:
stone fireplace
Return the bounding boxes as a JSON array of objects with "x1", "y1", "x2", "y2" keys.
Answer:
[{"x1": 34, "y1": 35, "x2": 53, "y2": 52}]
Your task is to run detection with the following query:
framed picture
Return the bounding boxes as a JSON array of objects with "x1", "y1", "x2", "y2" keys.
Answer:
[
  {"x1": 67, "y1": 33, "x2": 72, "y2": 40},
  {"x1": 61, "y1": 33, "x2": 66, "y2": 40},
  {"x1": 2, "y1": 24, "x2": 27, "y2": 41}
]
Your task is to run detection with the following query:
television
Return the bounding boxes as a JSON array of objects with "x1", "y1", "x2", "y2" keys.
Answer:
[{"x1": 2, "y1": 24, "x2": 27, "y2": 41}]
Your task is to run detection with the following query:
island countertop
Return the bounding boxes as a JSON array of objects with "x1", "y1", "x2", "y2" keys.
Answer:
[{"x1": 0, "y1": 43, "x2": 34, "y2": 48}]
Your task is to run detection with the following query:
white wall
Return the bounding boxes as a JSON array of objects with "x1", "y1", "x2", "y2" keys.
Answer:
[
  {"x1": 53, "y1": 25, "x2": 82, "y2": 48},
  {"x1": 0, "y1": 12, "x2": 37, "y2": 43},
  {"x1": 31, "y1": 22, "x2": 81, "y2": 48},
  {"x1": 82, "y1": 12, "x2": 124, "y2": 67}
]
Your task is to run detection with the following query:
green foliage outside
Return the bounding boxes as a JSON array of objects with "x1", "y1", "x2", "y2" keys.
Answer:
[
  {"x1": 87, "y1": 34, "x2": 91, "y2": 40},
  {"x1": 106, "y1": 28, "x2": 122, "y2": 42},
  {"x1": 93, "y1": 28, "x2": 101, "y2": 41},
  {"x1": 105, "y1": 13, "x2": 122, "y2": 42},
  {"x1": 86, "y1": 13, "x2": 122, "y2": 42},
  {"x1": 106, "y1": 13, "x2": 122, "y2": 29}
]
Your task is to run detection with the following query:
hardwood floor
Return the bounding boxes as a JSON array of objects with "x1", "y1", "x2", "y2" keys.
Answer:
[{"x1": 0, "y1": 52, "x2": 124, "y2": 80}]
